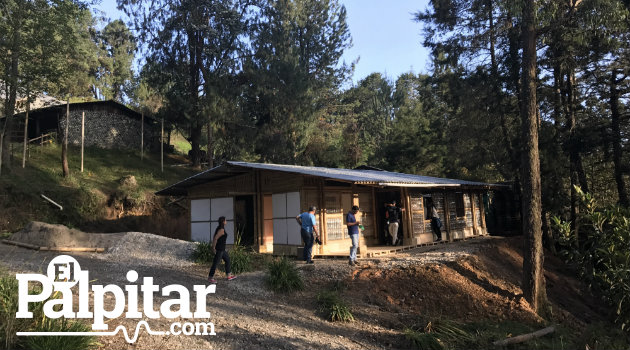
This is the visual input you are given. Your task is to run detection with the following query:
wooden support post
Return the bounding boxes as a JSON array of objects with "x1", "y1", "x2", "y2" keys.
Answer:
[
  {"x1": 371, "y1": 187, "x2": 378, "y2": 245},
  {"x1": 470, "y1": 192, "x2": 477, "y2": 235},
  {"x1": 443, "y1": 191, "x2": 452, "y2": 242},
  {"x1": 318, "y1": 179, "x2": 326, "y2": 255},
  {"x1": 80, "y1": 111, "x2": 84, "y2": 173},
  {"x1": 141, "y1": 112, "x2": 144, "y2": 161},
  {"x1": 161, "y1": 117, "x2": 164, "y2": 172},
  {"x1": 22, "y1": 107, "x2": 29, "y2": 168}
]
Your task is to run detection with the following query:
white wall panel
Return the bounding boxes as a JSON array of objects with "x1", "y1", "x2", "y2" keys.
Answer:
[
  {"x1": 191, "y1": 199, "x2": 210, "y2": 222},
  {"x1": 211, "y1": 197, "x2": 234, "y2": 220},
  {"x1": 273, "y1": 218, "x2": 288, "y2": 245},
  {"x1": 191, "y1": 222, "x2": 211, "y2": 242},
  {"x1": 272, "y1": 193, "x2": 287, "y2": 218},
  {"x1": 286, "y1": 192, "x2": 300, "y2": 217}
]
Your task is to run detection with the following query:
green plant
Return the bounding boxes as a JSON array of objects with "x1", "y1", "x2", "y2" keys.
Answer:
[
  {"x1": 229, "y1": 228, "x2": 252, "y2": 274},
  {"x1": 0, "y1": 273, "x2": 97, "y2": 350},
  {"x1": 265, "y1": 256, "x2": 304, "y2": 293},
  {"x1": 404, "y1": 328, "x2": 443, "y2": 350},
  {"x1": 191, "y1": 241, "x2": 215, "y2": 264},
  {"x1": 553, "y1": 186, "x2": 630, "y2": 333},
  {"x1": 316, "y1": 290, "x2": 354, "y2": 322},
  {"x1": 24, "y1": 317, "x2": 99, "y2": 350}
]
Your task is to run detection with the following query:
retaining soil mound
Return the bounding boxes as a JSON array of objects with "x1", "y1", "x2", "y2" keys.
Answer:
[
  {"x1": 7, "y1": 222, "x2": 197, "y2": 268},
  {"x1": 9, "y1": 221, "x2": 125, "y2": 248}
]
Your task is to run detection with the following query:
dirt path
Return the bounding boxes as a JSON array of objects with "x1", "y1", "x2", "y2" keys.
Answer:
[{"x1": 1, "y1": 236, "x2": 601, "y2": 349}]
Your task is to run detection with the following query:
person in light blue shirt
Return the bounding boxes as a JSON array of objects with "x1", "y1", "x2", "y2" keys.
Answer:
[
  {"x1": 296, "y1": 206, "x2": 319, "y2": 264},
  {"x1": 346, "y1": 205, "x2": 361, "y2": 266}
]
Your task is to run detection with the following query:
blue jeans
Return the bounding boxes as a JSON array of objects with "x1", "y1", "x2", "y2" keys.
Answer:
[
  {"x1": 208, "y1": 250, "x2": 231, "y2": 278},
  {"x1": 349, "y1": 233, "x2": 359, "y2": 261},
  {"x1": 301, "y1": 228, "x2": 314, "y2": 262}
]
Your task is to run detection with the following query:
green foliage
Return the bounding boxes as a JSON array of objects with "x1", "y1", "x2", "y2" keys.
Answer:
[
  {"x1": 190, "y1": 229, "x2": 253, "y2": 274},
  {"x1": 0, "y1": 272, "x2": 97, "y2": 350},
  {"x1": 191, "y1": 241, "x2": 215, "y2": 264},
  {"x1": 98, "y1": 19, "x2": 136, "y2": 101},
  {"x1": 24, "y1": 318, "x2": 99, "y2": 350},
  {"x1": 265, "y1": 256, "x2": 304, "y2": 293},
  {"x1": 316, "y1": 290, "x2": 354, "y2": 322},
  {"x1": 404, "y1": 328, "x2": 443, "y2": 350},
  {"x1": 553, "y1": 186, "x2": 630, "y2": 332},
  {"x1": 0, "y1": 143, "x2": 196, "y2": 233}
]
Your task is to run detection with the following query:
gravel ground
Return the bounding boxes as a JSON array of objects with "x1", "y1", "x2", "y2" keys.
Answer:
[{"x1": 0, "y1": 233, "x2": 492, "y2": 350}]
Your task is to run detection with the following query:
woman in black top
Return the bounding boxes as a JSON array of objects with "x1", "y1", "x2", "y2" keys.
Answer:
[{"x1": 208, "y1": 216, "x2": 237, "y2": 283}]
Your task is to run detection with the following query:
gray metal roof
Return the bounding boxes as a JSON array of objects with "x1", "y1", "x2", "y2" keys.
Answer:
[{"x1": 156, "y1": 161, "x2": 505, "y2": 196}]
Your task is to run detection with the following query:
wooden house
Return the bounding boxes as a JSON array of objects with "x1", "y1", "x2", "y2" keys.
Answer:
[{"x1": 156, "y1": 162, "x2": 505, "y2": 257}]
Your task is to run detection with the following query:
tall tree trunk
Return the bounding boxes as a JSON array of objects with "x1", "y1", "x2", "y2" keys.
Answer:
[
  {"x1": 61, "y1": 101, "x2": 70, "y2": 177},
  {"x1": 207, "y1": 114, "x2": 214, "y2": 168},
  {"x1": 1, "y1": 15, "x2": 21, "y2": 175},
  {"x1": 565, "y1": 70, "x2": 588, "y2": 242},
  {"x1": 187, "y1": 29, "x2": 202, "y2": 169},
  {"x1": 520, "y1": 0, "x2": 550, "y2": 317},
  {"x1": 610, "y1": 69, "x2": 629, "y2": 207}
]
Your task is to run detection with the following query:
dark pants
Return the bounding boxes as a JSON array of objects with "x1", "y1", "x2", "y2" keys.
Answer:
[
  {"x1": 300, "y1": 228, "x2": 314, "y2": 262},
  {"x1": 431, "y1": 218, "x2": 442, "y2": 240},
  {"x1": 208, "y1": 250, "x2": 231, "y2": 278}
]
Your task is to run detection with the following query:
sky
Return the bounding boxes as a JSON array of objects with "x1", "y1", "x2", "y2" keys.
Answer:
[{"x1": 94, "y1": 0, "x2": 432, "y2": 85}]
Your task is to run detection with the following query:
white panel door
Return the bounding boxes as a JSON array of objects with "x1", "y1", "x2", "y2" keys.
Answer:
[
  {"x1": 211, "y1": 221, "x2": 235, "y2": 245},
  {"x1": 287, "y1": 219, "x2": 302, "y2": 245},
  {"x1": 272, "y1": 193, "x2": 287, "y2": 218},
  {"x1": 191, "y1": 222, "x2": 211, "y2": 242},
  {"x1": 273, "y1": 219, "x2": 288, "y2": 245},
  {"x1": 191, "y1": 199, "x2": 211, "y2": 222},
  {"x1": 211, "y1": 197, "x2": 234, "y2": 220},
  {"x1": 286, "y1": 192, "x2": 300, "y2": 217}
]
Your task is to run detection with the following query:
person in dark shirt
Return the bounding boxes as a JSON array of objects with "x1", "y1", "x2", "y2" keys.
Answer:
[
  {"x1": 346, "y1": 205, "x2": 361, "y2": 266},
  {"x1": 208, "y1": 216, "x2": 237, "y2": 284},
  {"x1": 385, "y1": 200, "x2": 404, "y2": 245}
]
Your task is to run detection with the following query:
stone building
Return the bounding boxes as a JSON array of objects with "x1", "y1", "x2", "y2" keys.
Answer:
[{"x1": 14, "y1": 100, "x2": 159, "y2": 151}]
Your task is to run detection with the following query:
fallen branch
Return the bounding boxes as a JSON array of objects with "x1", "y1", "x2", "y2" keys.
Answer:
[
  {"x1": 1, "y1": 239, "x2": 40, "y2": 250},
  {"x1": 493, "y1": 326, "x2": 555, "y2": 346}
]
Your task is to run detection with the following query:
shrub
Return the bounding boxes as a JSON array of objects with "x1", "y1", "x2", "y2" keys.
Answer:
[
  {"x1": 553, "y1": 187, "x2": 630, "y2": 333},
  {"x1": 191, "y1": 229, "x2": 254, "y2": 274},
  {"x1": 0, "y1": 273, "x2": 97, "y2": 350},
  {"x1": 316, "y1": 290, "x2": 354, "y2": 322},
  {"x1": 229, "y1": 229, "x2": 252, "y2": 274},
  {"x1": 265, "y1": 256, "x2": 304, "y2": 293},
  {"x1": 191, "y1": 241, "x2": 215, "y2": 264},
  {"x1": 24, "y1": 318, "x2": 99, "y2": 350},
  {"x1": 404, "y1": 319, "x2": 476, "y2": 350},
  {"x1": 404, "y1": 328, "x2": 443, "y2": 350}
]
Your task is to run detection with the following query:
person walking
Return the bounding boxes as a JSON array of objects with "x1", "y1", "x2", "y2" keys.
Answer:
[
  {"x1": 208, "y1": 216, "x2": 237, "y2": 284},
  {"x1": 296, "y1": 206, "x2": 319, "y2": 264},
  {"x1": 346, "y1": 205, "x2": 361, "y2": 266}
]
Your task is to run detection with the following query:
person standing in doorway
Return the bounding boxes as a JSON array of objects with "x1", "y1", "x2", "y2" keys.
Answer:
[
  {"x1": 430, "y1": 200, "x2": 443, "y2": 242},
  {"x1": 208, "y1": 216, "x2": 237, "y2": 283},
  {"x1": 346, "y1": 205, "x2": 361, "y2": 266},
  {"x1": 385, "y1": 200, "x2": 404, "y2": 246},
  {"x1": 296, "y1": 206, "x2": 319, "y2": 264}
]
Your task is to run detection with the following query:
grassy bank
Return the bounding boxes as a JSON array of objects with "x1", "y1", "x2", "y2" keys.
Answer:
[{"x1": 0, "y1": 142, "x2": 196, "y2": 235}]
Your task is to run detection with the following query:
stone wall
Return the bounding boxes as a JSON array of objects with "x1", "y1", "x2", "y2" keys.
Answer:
[{"x1": 59, "y1": 109, "x2": 159, "y2": 150}]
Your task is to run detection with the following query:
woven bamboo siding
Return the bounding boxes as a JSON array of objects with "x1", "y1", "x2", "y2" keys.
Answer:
[
  {"x1": 189, "y1": 172, "x2": 254, "y2": 198},
  {"x1": 260, "y1": 171, "x2": 303, "y2": 193},
  {"x1": 357, "y1": 191, "x2": 375, "y2": 244}
]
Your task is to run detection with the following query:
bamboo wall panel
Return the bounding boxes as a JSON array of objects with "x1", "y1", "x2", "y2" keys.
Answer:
[
  {"x1": 260, "y1": 171, "x2": 303, "y2": 193},
  {"x1": 189, "y1": 173, "x2": 254, "y2": 198}
]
